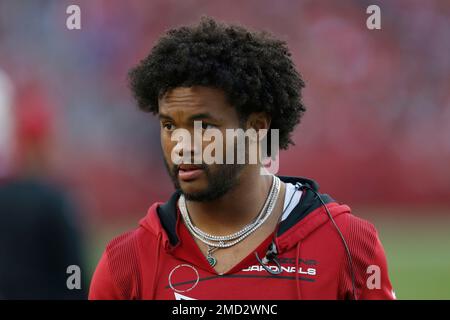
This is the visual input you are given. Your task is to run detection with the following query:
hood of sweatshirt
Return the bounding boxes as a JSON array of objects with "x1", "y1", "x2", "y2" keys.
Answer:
[{"x1": 139, "y1": 176, "x2": 352, "y2": 265}]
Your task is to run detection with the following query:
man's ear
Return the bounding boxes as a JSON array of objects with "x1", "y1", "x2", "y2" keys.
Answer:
[
  {"x1": 246, "y1": 112, "x2": 271, "y2": 142},
  {"x1": 246, "y1": 112, "x2": 271, "y2": 131}
]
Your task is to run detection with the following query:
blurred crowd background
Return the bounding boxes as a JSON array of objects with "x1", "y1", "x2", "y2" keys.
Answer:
[{"x1": 0, "y1": 0, "x2": 449, "y2": 299}]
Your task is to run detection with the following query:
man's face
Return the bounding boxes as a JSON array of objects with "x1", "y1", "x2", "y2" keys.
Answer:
[{"x1": 159, "y1": 86, "x2": 246, "y2": 202}]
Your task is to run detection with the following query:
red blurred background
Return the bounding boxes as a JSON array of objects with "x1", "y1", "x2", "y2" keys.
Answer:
[{"x1": 1, "y1": 0, "x2": 449, "y2": 223}]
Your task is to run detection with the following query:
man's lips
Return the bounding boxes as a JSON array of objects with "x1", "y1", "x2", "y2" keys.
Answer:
[{"x1": 177, "y1": 164, "x2": 205, "y2": 181}]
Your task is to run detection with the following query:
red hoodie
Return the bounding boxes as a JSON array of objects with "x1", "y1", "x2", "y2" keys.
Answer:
[{"x1": 89, "y1": 176, "x2": 395, "y2": 300}]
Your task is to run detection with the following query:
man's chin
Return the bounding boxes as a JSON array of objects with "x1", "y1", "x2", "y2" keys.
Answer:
[
  {"x1": 180, "y1": 190, "x2": 211, "y2": 202},
  {"x1": 179, "y1": 181, "x2": 234, "y2": 202},
  {"x1": 178, "y1": 181, "x2": 223, "y2": 202},
  {"x1": 178, "y1": 179, "x2": 209, "y2": 198}
]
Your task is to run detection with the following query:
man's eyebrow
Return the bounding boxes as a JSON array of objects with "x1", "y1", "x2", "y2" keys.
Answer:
[
  {"x1": 158, "y1": 113, "x2": 173, "y2": 120},
  {"x1": 158, "y1": 112, "x2": 219, "y2": 121},
  {"x1": 188, "y1": 113, "x2": 217, "y2": 121}
]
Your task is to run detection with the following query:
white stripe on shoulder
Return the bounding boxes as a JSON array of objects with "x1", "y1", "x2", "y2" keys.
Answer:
[{"x1": 281, "y1": 182, "x2": 302, "y2": 222}]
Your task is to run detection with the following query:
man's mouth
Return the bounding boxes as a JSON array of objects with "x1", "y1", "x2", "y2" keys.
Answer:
[{"x1": 177, "y1": 164, "x2": 205, "y2": 181}]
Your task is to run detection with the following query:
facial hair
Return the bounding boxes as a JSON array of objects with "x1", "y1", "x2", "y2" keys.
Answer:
[{"x1": 163, "y1": 158, "x2": 245, "y2": 202}]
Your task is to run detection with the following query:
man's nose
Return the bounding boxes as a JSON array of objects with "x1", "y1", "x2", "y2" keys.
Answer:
[{"x1": 171, "y1": 129, "x2": 203, "y2": 164}]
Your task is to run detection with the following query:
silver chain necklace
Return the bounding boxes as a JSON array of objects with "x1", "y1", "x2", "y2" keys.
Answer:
[{"x1": 179, "y1": 175, "x2": 281, "y2": 267}]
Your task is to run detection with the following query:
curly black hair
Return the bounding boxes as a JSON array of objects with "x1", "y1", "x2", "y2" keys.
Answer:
[{"x1": 129, "y1": 16, "x2": 306, "y2": 151}]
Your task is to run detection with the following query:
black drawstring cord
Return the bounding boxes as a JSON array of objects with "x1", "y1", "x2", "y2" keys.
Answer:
[
  {"x1": 299, "y1": 183, "x2": 357, "y2": 300},
  {"x1": 255, "y1": 242, "x2": 283, "y2": 275},
  {"x1": 255, "y1": 180, "x2": 357, "y2": 300}
]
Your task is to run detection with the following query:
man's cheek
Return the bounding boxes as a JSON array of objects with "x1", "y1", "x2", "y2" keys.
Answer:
[{"x1": 161, "y1": 140, "x2": 174, "y2": 162}]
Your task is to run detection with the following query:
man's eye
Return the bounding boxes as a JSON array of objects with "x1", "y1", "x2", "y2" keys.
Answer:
[
  {"x1": 201, "y1": 123, "x2": 216, "y2": 130},
  {"x1": 162, "y1": 123, "x2": 175, "y2": 131}
]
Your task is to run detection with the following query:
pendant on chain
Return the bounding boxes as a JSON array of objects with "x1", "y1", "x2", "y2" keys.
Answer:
[{"x1": 207, "y1": 246, "x2": 218, "y2": 267}]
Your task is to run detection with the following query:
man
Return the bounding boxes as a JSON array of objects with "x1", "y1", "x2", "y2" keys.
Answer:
[
  {"x1": 0, "y1": 70, "x2": 86, "y2": 299},
  {"x1": 89, "y1": 17, "x2": 394, "y2": 300}
]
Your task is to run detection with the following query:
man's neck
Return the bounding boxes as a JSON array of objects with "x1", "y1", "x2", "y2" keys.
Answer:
[{"x1": 184, "y1": 168, "x2": 277, "y2": 236}]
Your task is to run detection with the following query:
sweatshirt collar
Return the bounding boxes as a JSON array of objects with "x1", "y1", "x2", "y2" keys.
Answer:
[{"x1": 140, "y1": 176, "x2": 351, "y2": 255}]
